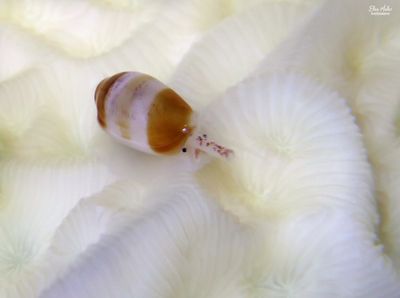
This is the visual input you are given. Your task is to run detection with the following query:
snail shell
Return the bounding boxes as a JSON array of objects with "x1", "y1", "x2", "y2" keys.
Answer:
[{"x1": 94, "y1": 71, "x2": 233, "y2": 159}]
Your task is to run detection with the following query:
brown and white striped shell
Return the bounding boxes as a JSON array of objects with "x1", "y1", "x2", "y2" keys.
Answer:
[{"x1": 94, "y1": 71, "x2": 233, "y2": 159}]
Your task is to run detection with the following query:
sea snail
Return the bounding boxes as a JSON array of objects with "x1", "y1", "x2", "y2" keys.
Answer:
[{"x1": 94, "y1": 71, "x2": 233, "y2": 159}]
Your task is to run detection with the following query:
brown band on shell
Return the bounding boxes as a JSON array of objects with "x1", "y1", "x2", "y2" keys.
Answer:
[
  {"x1": 94, "y1": 72, "x2": 127, "y2": 128},
  {"x1": 117, "y1": 74, "x2": 152, "y2": 140},
  {"x1": 148, "y1": 88, "x2": 193, "y2": 154}
]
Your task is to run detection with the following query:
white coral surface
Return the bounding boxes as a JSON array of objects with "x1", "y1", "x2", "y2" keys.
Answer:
[{"x1": 0, "y1": 0, "x2": 400, "y2": 297}]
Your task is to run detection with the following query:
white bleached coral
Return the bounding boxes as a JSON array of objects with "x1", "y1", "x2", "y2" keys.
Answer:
[
  {"x1": 41, "y1": 177, "x2": 256, "y2": 298},
  {"x1": 0, "y1": 160, "x2": 114, "y2": 297},
  {"x1": 170, "y1": 0, "x2": 313, "y2": 108},
  {"x1": 249, "y1": 213, "x2": 400, "y2": 297},
  {"x1": 1, "y1": 0, "x2": 400, "y2": 297},
  {"x1": 198, "y1": 73, "x2": 375, "y2": 222}
]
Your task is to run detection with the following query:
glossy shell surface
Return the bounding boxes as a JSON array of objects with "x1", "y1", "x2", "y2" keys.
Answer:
[{"x1": 95, "y1": 72, "x2": 193, "y2": 154}]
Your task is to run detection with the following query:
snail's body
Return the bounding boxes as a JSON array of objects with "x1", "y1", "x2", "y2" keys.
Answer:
[{"x1": 94, "y1": 71, "x2": 233, "y2": 159}]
